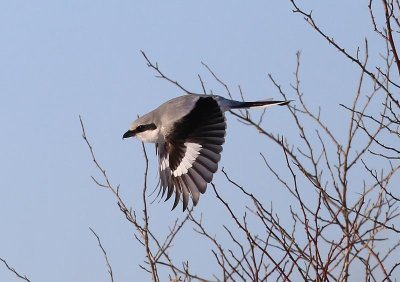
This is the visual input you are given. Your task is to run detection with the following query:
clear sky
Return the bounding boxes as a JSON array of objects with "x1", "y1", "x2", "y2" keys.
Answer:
[{"x1": 0, "y1": 1, "x2": 389, "y2": 281}]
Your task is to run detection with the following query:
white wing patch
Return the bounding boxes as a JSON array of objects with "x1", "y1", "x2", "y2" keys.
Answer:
[
  {"x1": 172, "y1": 142, "x2": 202, "y2": 177},
  {"x1": 160, "y1": 153, "x2": 169, "y2": 170}
]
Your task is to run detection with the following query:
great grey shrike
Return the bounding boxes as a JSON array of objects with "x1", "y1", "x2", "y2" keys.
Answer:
[{"x1": 123, "y1": 94, "x2": 289, "y2": 211}]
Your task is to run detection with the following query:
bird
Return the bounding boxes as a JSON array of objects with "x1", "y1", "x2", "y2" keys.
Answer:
[{"x1": 123, "y1": 94, "x2": 290, "y2": 211}]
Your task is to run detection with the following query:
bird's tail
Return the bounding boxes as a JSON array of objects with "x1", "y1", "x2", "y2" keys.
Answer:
[{"x1": 229, "y1": 100, "x2": 291, "y2": 109}]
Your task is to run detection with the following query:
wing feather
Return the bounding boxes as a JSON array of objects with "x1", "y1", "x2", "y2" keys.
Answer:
[{"x1": 156, "y1": 96, "x2": 226, "y2": 210}]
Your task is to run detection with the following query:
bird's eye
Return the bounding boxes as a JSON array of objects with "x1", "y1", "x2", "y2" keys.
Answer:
[{"x1": 136, "y1": 125, "x2": 144, "y2": 132}]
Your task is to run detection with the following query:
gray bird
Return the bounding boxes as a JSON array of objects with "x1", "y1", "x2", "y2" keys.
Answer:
[{"x1": 123, "y1": 94, "x2": 289, "y2": 211}]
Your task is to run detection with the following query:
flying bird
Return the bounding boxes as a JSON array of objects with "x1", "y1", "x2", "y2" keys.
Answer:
[{"x1": 123, "y1": 94, "x2": 290, "y2": 211}]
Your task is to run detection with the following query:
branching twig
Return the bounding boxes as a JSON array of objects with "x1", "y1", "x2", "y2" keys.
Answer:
[{"x1": 89, "y1": 227, "x2": 114, "y2": 282}]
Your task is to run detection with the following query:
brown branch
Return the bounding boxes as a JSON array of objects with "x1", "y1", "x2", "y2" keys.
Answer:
[
  {"x1": 140, "y1": 141, "x2": 159, "y2": 282},
  {"x1": 0, "y1": 258, "x2": 30, "y2": 282},
  {"x1": 140, "y1": 50, "x2": 192, "y2": 94},
  {"x1": 289, "y1": 0, "x2": 400, "y2": 107},
  {"x1": 89, "y1": 227, "x2": 114, "y2": 282},
  {"x1": 80, "y1": 116, "x2": 163, "y2": 281},
  {"x1": 382, "y1": 0, "x2": 400, "y2": 75}
]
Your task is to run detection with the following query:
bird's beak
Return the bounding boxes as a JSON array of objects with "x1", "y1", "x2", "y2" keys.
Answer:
[{"x1": 123, "y1": 130, "x2": 136, "y2": 139}]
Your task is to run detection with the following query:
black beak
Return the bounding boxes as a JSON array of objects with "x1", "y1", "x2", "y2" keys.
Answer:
[{"x1": 123, "y1": 130, "x2": 135, "y2": 139}]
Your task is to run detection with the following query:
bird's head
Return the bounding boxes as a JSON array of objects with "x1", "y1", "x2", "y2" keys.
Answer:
[{"x1": 123, "y1": 113, "x2": 162, "y2": 143}]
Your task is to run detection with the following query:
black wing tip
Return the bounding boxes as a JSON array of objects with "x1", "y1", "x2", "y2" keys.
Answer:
[
  {"x1": 172, "y1": 193, "x2": 180, "y2": 210},
  {"x1": 182, "y1": 202, "x2": 188, "y2": 212},
  {"x1": 165, "y1": 186, "x2": 173, "y2": 201},
  {"x1": 169, "y1": 176, "x2": 203, "y2": 211}
]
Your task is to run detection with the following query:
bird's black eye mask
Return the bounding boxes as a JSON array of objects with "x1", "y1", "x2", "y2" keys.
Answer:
[
  {"x1": 123, "y1": 123, "x2": 157, "y2": 139},
  {"x1": 136, "y1": 123, "x2": 157, "y2": 133}
]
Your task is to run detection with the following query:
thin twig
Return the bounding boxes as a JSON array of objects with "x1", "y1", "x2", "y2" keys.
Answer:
[{"x1": 89, "y1": 227, "x2": 114, "y2": 282}]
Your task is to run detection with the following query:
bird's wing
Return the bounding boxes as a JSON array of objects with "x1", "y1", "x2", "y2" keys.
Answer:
[
  {"x1": 156, "y1": 143, "x2": 174, "y2": 200},
  {"x1": 156, "y1": 96, "x2": 226, "y2": 211}
]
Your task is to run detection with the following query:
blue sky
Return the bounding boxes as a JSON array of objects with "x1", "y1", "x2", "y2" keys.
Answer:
[{"x1": 0, "y1": 1, "x2": 390, "y2": 281}]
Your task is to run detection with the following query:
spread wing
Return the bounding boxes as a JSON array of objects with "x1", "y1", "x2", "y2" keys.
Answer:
[{"x1": 156, "y1": 96, "x2": 226, "y2": 211}]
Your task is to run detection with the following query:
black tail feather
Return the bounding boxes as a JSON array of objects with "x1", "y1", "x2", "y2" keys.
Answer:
[{"x1": 230, "y1": 100, "x2": 291, "y2": 109}]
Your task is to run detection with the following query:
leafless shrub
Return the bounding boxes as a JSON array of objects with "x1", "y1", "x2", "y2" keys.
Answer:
[{"x1": 81, "y1": 1, "x2": 399, "y2": 281}]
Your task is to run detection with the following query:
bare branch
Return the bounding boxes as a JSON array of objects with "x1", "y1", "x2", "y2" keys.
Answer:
[
  {"x1": 0, "y1": 257, "x2": 30, "y2": 282},
  {"x1": 89, "y1": 227, "x2": 114, "y2": 282}
]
